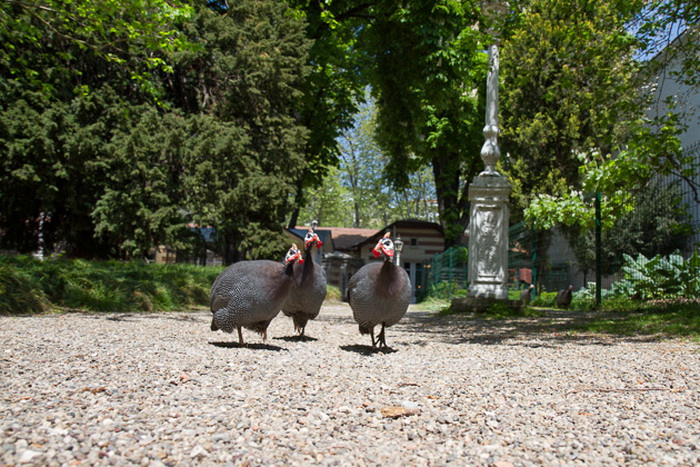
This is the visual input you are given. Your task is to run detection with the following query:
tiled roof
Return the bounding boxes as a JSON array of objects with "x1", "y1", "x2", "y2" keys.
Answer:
[
  {"x1": 291, "y1": 226, "x2": 380, "y2": 251},
  {"x1": 326, "y1": 227, "x2": 381, "y2": 251}
]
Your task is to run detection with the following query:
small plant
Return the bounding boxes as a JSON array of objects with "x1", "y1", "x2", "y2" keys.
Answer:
[
  {"x1": 615, "y1": 251, "x2": 700, "y2": 300},
  {"x1": 325, "y1": 285, "x2": 342, "y2": 302},
  {"x1": 0, "y1": 265, "x2": 46, "y2": 314},
  {"x1": 531, "y1": 291, "x2": 557, "y2": 307}
]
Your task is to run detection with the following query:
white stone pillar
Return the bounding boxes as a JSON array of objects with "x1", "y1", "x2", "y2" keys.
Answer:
[
  {"x1": 467, "y1": 43, "x2": 511, "y2": 300},
  {"x1": 468, "y1": 176, "x2": 510, "y2": 299}
]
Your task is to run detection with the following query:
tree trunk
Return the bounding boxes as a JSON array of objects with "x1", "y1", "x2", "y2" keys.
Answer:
[
  {"x1": 223, "y1": 232, "x2": 241, "y2": 265},
  {"x1": 431, "y1": 154, "x2": 470, "y2": 248}
]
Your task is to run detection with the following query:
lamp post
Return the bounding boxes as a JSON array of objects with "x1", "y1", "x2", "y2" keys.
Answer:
[{"x1": 394, "y1": 235, "x2": 404, "y2": 267}]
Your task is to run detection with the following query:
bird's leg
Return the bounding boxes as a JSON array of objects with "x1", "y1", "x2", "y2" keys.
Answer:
[
  {"x1": 377, "y1": 323, "x2": 387, "y2": 348},
  {"x1": 370, "y1": 327, "x2": 377, "y2": 348},
  {"x1": 237, "y1": 326, "x2": 245, "y2": 346}
]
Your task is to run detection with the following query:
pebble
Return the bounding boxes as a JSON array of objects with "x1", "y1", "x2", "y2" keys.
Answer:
[{"x1": 1, "y1": 304, "x2": 699, "y2": 465}]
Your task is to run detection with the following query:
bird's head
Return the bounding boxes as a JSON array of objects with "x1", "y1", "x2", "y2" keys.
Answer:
[
  {"x1": 284, "y1": 244, "x2": 304, "y2": 265},
  {"x1": 372, "y1": 232, "x2": 395, "y2": 258},
  {"x1": 304, "y1": 229, "x2": 323, "y2": 250}
]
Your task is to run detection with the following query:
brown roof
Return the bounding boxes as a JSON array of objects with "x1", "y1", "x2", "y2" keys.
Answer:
[
  {"x1": 324, "y1": 227, "x2": 380, "y2": 251},
  {"x1": 354, "y1": 220, "x2": 444, "y2": 249}
]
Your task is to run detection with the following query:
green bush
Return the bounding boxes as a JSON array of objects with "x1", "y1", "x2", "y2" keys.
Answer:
[
  {"x1": 616, "y1": 251, "x2": 700, "y2": 300},
  {"x1": 0, "y1": 264, "x2": 46, "y2": 314},
  {"x1": 422, "y1": 281, "x2": 467, "y2": 301},
  {"x1": 0, "y1": 255, "x2": 221, "y2": 313},
  {"x1": 325, "y1": 285, "x2": 342, "y2": 302},
  {"x1": 531, "y1": 291, "x2": 557, "y2": 307}
]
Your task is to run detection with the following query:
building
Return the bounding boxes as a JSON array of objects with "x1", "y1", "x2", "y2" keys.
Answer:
[{"x1": 286, "y1": 220, "x2": 445, "y2": 302}]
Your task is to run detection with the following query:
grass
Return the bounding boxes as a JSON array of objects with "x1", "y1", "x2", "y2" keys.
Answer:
[
  {"x1": 0, "y1": 255, "x2": 222, "y2": 314},
  {"x1": 570, "y1": 300, "x2": 700, "y2": 339}
]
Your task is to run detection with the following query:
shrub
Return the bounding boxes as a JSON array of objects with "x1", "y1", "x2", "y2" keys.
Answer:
[
  {"x1": 616, "y1": 251, "x2": 700, "y2": 300},
  {"x1": 0, "y1": 264, "x2": 46, "y2": 314},
  {"x1": 325, "y1": 285, "x2": 342, "y2": 302},
  {"x1": 531, "y1": 291, "x2": 557, "y2": 307}
]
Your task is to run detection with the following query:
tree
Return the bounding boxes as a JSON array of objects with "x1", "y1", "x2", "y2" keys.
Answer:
[
  {"x1": 361, "y1": 0, "x2": 486, "y2": 245},
  {"x1": 300, "y1": 96, "x2": 439, "y2": 229},
  {"x1": 0, "y1": 0, "x2": 194, "y2": 256},
  {"x1": 503, "y1": 0, "x2": 698, "y2": 232},
  {"x1": 500, "y1": 0, "x2": 646, "y2": 218},
  {"x1": 284, "y1": 0, "x2": 372, "y2": 228},
  {"x1": 0, "y1": 0, "x2": 311, "y2": 262},
  {"x1": 172, "y1": 0, "x2": 311, "y2": 263}
]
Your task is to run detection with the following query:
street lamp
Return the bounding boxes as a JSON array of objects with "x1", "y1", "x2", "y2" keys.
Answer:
[{"x1": 394, "y1": 234, "x2": 404, "y2": 267}]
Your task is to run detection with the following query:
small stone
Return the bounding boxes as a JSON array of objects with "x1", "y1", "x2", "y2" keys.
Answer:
[
  {"x1": 380, "y1": 406, "x2": 421, "y2": 418},
  {"x1": 18, "y1": 450, "x2": 42, "y2": 464},
  {"x1": 493, "y1": 461, "x2": 514, "y2": 467},
  {"x1": 189, "y1": 445, "x2": 209, "y2": 459}
]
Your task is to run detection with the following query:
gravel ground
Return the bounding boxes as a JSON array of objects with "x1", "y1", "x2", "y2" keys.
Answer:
[{"x1": 1, "y1": 303, "x2": 699, "y2": 466}]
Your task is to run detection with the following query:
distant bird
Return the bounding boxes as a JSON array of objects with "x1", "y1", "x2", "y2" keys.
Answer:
[
  {"x1": 555, "y1": 285, "x2": 573, "y2": 308},
  {"x1": 520, "y1": 284, "x2": 535, "y2": 304},
  {"x1": 281, "y1": 228, "x2": 327, "y2": 337},
  {"x1": 210, "y1": 244, "x2": 303, "y2": 345},
  {"x1": 348, "y1": 232, "x2": 411, "y2": 349}
]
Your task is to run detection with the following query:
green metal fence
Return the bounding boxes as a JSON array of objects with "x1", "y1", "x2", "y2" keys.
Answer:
[{"x1": 421, "y1": 246, "x2": 468, "y2": 300}]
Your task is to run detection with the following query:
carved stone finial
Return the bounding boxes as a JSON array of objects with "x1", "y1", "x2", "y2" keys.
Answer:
[{"x1": 480, "y1": 43, "x2": 501, "y2": 176}]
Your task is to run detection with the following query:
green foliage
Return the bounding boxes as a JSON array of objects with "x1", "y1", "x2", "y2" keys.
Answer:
[
  {"x1": 501, "y1": 0, "x2": 650, "y2": 222},
  {"x1": 531, "y1": 291, "x2": 557, "y2": 307},
  {"x1": 0, "y1": 255, "x2": 220, "y2": 313},
  {"x1": 0, "y1": 0, "x2": 311, "y2": 262},
  {"x1": 480, "y1": 302, "x2": 546, "y2": 319},
  {"x1": 505, "y1": 0, "x2": 697, "y2": 230},
  {"x1": 303, "y1": 96, "x2": 440, "y2": 228},
  {"x1": 362, "y1": 1, "x2": 485, "y2": 245},
  {"x1": 615, "y1": 251, "x2": 700, "y2": 300},
  {"x1": 423, "y1": 281, "x2": 467, "y2": 302},
  {"x1": 325, "y1": 285, "x2": 343, "y2": 302},
  {"x1": 0, "y1": 264, "x2": 47, "y2": 314},
  {"x1": 558, "y1": 181, "x2": 692, "y2": 277}
]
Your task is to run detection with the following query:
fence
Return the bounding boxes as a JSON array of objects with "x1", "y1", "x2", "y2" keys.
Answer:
[
  {"x1": 424, "y1": 178, "x2": 698, "y2": 302},
  {"x1": 421, "y1": 246, "x2": 468, "y2": 300}
]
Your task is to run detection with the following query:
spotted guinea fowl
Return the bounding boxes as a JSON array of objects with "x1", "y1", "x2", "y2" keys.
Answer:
[
  {"x1": 210, "y1": 244, "x2": 303, "y2": 345},
  {"x1": 348, "y1": 232, "x2": 411, "y2": 349},
  {"x1": 555, "y1": 284, "x2": 573, "y2": 308},
  {"x1": 281, "y1": 229, "x2": 327, "y2": 337}
]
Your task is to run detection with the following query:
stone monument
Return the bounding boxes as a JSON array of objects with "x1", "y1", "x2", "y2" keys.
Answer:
[{"x1": 452, "y1": 33, "x2": 520, "y2": 312}]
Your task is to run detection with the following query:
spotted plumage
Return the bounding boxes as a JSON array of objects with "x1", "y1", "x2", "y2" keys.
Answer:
[
  {"x1": 210, "y1": 245, "x2": 302, "y2": 345},
  {"x1": 282, "y1": 229, "x2": 327, "y2": 337},
  {"x1": 348, "y1": 233, "x2": 411, "y2": 349}
]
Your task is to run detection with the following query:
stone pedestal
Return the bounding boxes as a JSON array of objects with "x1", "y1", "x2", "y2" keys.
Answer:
[{"x1": 467, "y1": 174, "x2": 510, "y2": 299}]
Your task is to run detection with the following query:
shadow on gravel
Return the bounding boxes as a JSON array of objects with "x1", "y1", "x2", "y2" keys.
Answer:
[
  {"x1": 84, "y1": 312, "x2": 203, "y2": 323},
  {"x1": 399, "y1": 310, "x2": 666, "y2": 346},
  {"x1": 340, "y1": 344, "x2": 397, "y2": 355},
  {"x1": 275, "y1": 335, "x2": 319, "y2": 343},
  {"x1": 208, "y1": 341, "x2": 288, "y2": 351}
]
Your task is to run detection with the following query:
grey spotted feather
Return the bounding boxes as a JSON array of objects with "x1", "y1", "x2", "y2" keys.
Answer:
[{"x1": 210, "y1": 246, "x2": 302, "y2": 344}]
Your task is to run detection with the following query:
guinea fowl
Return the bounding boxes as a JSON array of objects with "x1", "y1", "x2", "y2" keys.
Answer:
[
  {"x1": 555, "y1": 284, "x2": 573, "y2": 307},
  {"x1": 210, "y1": 244, "x2": 303, "y2": 345},
  {"x1": 520, "y1": 284, "x2": 535, "y2": 304},
  {"x1": 281, "y1": 229, "x2": 327, "y2": 337},
  {"x1": 348, "y1": 232, "x2": 411, "y2": 349}
]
